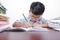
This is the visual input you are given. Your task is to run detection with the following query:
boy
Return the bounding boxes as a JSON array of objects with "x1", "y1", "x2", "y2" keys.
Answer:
[{"x1": 13, "y1": 2, "x2": 49, "y2": 28}]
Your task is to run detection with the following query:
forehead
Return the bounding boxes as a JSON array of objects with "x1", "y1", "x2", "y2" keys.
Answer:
[{"x1": 30, "y1": 12, "x2": 40, "y2": 16}]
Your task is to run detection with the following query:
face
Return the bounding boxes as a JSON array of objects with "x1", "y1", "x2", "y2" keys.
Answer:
[{"x1": 29, "y1": 11, "x2": 42, "y2": 22}]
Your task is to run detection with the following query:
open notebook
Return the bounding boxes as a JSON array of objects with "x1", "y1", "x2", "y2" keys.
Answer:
[
  {"x1": 10, "y1": 27, "x2": 49, "y2": 31},
  {"x1": 0, "y1": 25, "x2": 48, "y2": 32}
]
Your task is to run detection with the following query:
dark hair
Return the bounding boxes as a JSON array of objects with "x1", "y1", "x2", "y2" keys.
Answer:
[{"x1": 30, "y1": 2, "x2": 45, "y2": 15}]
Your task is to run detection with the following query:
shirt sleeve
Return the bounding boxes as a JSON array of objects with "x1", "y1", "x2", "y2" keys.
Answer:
[
  {"x1": 39, "y1": 18, "x2": 48, "y2": 24},
  {"x1": 15, "y1": 19, "x2": 27, "y2": 24}
]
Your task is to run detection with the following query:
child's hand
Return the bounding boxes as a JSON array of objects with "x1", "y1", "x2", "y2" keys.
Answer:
[
  {"x1": 24, "y1": 22, "x2": 31, "y2": 28},
  {"x1": 33, "y1": 24, "x2": 40, "y2": 28}
]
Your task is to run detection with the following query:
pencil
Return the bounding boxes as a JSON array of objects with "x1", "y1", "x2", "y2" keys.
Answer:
[{"x1": 22, "y1": 14, "x2": 28, "y2": 22}]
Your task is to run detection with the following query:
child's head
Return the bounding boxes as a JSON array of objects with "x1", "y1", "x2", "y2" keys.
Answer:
[{"x1": 29, "y1": 2, "x2": 45, "y2": 22}]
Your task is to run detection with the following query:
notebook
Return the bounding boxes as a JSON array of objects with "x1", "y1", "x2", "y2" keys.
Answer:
[{"x1": 10, "y1": 27, "x2": 49, "y2": 31}]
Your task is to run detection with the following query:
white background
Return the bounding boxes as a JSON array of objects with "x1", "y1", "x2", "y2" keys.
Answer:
[{"x1": 0, "y1": 0, "x2": 60, "y2": 24}]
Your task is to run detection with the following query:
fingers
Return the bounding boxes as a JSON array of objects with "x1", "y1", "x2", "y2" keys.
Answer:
[{"x1": 24, "y1": 22, "x2": 32, "y2": 28}]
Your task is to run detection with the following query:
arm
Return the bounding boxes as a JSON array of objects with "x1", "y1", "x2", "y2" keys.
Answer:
[
  {"x1": 33, "y1": 23, "x2": 53, "y2": 29},
  {"x1": 33, "y1": 24, "x2": 48, "y2": 28},
  {"x1": 37, "y1": 24, "x2": 49, "y2": 28},
  {"x1": 13, "y1": 22, "x2": 31, "y2": 28},
  {"x1": 13, "y1": 22, "x2": 23, "y2": 27}
]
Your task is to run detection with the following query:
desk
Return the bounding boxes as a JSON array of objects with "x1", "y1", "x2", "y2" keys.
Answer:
[{"x1": 0, "y1": 30, "x2": 60, "y2": 40}]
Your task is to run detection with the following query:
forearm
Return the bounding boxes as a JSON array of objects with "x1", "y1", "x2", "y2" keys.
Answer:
[
  {"x1": 38, "y1": 24, "x2": 53, "y2": 29},
  {"x1": 39, "y1": 24, "x2": 49, "y2": 28},
  {"x1": 33, "y1": 24, "x2": 49, "y2": 28},
  {"x1": 13, "y1": 22, "x2": 31, "y2": 28},
  {"x1": 13, "y1": 22, "x2": 24, "y2": 27}
]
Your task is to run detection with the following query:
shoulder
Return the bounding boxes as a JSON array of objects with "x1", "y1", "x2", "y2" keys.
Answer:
[
  {"x1": 40, "y1": 17, "x2": 47, "y2": 21},
  {"x1": 15, "y1": 17, "x2": 29, "y2": 23},
  {"x1": 39, "y1": 17, "x2": 47, "y2": 24}
]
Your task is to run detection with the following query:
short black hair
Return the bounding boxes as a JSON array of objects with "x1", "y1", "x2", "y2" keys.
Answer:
[{"x1": 30, "y1": 2, "x2": 45, "y2": 15}]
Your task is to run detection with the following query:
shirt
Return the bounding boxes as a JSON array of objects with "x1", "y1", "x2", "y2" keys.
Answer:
[{"x1": 16, "y1": 17, "x2": 47, "y2": 24}]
